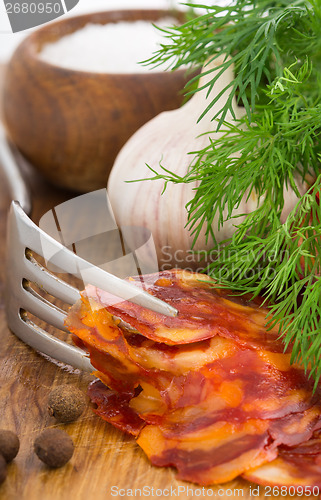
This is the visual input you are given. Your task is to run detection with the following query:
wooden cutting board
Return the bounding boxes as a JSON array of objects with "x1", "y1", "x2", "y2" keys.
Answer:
[{"x1": 0, "y1": 65, "x2": 313, "y2": 500}]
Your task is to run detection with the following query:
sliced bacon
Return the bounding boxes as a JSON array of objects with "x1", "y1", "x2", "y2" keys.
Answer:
[
  {"x1": 137, "y1": 419, "x2": 277, "y2": 486},
  {"x1": 84, "y1": 269, "x2": 286, "y2": 350},
  {"x1": 243, "y1": 431, "x2": 321, "y2": 489},
  {"x1": 65, "y1": 269, "x2": 321, "y2": 486},
  {"x1": 88, "y1": 379, "x2": 144, "y2": 436}
]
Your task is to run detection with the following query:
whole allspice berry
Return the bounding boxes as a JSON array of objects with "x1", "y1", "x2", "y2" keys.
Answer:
[
  {"x1": 34, "y1": 428, "x2": 74, "y2": 468},
  {"x1": 48, "y1": 385, "x2": 86, "y2": 423},
  {"x1": 0, "y1": 455, "x2": 7, "y2": 484},
  {"x1": 0, "y1": 430, "x2": 20, "y2": 462}
]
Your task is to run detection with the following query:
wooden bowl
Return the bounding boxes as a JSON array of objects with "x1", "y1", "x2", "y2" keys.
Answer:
[{"x1": 2, "y1": 10, "x2": 190, "y2": 192}]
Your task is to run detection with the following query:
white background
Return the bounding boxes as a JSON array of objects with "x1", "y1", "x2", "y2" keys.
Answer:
[{"x1": 0, "y1": 0, "x2": 221, "y2": 63}]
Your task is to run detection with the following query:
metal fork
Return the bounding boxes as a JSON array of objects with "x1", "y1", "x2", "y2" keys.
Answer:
[{"x1": 0, "y1": 127, "x2": 177, "y2": 371}]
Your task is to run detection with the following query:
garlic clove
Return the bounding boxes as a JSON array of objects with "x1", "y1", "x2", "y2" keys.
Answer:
[{"x1": 107, "y1": 57, "x2": 308, "y2": 270}]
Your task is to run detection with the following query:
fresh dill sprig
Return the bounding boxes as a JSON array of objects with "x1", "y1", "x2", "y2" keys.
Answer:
[
  {"x1": 206, "y1": 177, "x2": 321, "y2": 388},
  {"x1": 148, "y1": 60, "x2": 321, "y2": 245},
  {"x1": 144, "y1": 1, "x2": 321, "y2": 384},
  {"x1": 149, "y1": 0, "x2": 321, "y2": 127}
]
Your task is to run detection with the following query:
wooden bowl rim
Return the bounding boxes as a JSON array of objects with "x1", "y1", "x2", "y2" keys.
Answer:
[{"x1": 14, "y1": 8, "x2": 188, "y2": 79}]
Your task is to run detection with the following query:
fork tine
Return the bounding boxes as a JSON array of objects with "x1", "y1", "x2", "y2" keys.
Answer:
[
  {"x1": 5, "y1": 203, "x2": 94, "y2": 369},
  {"x1": 24, "y1": 252, "x2": 80, "y2": 305},
  {"x1": 5, "y1": 201, "x2": 178, "y2": 368},
  {"x1": 18, "y1": 311, "x2": 93, "y2": 372},
  {"x1": 11, "y1": 201, "x2": 178, "y2": 317},
  {"x1": 22, "y1": 282, "x2": 68, "y2": 331}
]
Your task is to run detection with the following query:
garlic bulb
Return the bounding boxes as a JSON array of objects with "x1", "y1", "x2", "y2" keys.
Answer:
[{"x1": 107, "y1": 57, "x2": 308, "y2": 270}]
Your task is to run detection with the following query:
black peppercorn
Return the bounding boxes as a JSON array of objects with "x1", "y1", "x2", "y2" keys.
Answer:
[
  {"x1": 48, "y1": 385, "x2": 86, "y2": 423},
  {"x1": 0, "y1": 430, "x2": 20, "y2": 463},
  {"x1": 34, "y1": 428, "x2": 74, "y2": 468}
]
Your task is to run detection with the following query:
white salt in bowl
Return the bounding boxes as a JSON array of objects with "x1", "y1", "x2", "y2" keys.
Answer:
[{"x1": 2, "y1": 10, "x2": 190, "y2": 192}]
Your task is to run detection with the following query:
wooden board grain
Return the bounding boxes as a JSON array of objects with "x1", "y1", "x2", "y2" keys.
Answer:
[{"x1": 0, "y1": 65, "x2": 315, "y2": 500}]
